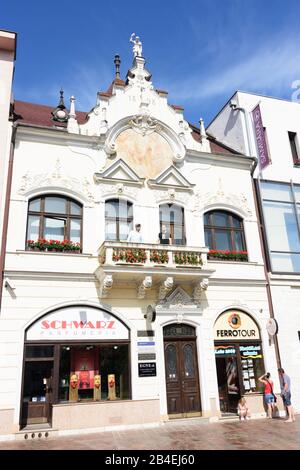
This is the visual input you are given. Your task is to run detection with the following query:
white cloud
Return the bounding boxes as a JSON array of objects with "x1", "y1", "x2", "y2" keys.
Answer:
[{"x1": 166, "y1": 33, "x2": 300, "y2": 103}]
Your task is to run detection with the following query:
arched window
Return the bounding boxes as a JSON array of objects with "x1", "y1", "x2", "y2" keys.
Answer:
[
  {"x1": 204, "y1": 210, "x2": 246, "y2": 252},
  {"x1": 26, "y1": 195, "x2": 82, "y2": 247},
  {"x1": 105, "y1": 199, "x2": 133, "y2": 241},
  {"x1": 159, "y1": 203, "x2": 185, "y2": 245}
]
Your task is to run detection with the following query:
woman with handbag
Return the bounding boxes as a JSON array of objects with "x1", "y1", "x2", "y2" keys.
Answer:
[{"x1": 259, "y1": 372, "x2": 276, "y2": 419}]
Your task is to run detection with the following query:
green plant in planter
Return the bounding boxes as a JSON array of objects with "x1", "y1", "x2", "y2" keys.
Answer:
[
  {"x1": 174, "y1": 252, "x2": 202, "y2": 265},
  {"x1": 208, "y1": 250, "x2": 248, "y2": 261}
]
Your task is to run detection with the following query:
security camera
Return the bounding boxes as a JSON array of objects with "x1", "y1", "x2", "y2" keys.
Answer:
[
  {"x1": 229, "y1": 99, "x2": 237, "y2": 109},
  {"x1": 4, "y1": 277, "x2": 16, "y2": 290}
]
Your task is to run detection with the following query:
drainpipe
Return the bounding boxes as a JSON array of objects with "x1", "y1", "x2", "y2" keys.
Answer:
[
  {"x1": 0, "y1": 122, "x2": 17, "y2": 313},
  {"x1": 250, "y1": 160, "x2": 282, "y2": 370}
]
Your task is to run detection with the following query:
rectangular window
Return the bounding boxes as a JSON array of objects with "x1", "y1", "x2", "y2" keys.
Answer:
[
  {"x1": 58, "y1": 344, "x2": 130, "y2": 403},
  {"x1": 288, "y1": 131, "x2": 299, "y2": 164},
  {"x1": 263, "y1": 201, "x2": 300, "y2": 252},
  {"x1": 260, "y1": 180, "x2": 300, "y2": 273},
  {"x1": 27, "y1": 215, "x2": 40, "y2": 241},
  {"x1": 239, "y1": 344, "x2": 264, "y2": 393},
  {"x1": 70, "y1": 219, "x2": 81, "y2": 243}
]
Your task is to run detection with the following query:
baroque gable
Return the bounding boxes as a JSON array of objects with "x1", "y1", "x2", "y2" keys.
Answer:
[
  {"x1": 94, "y1": 159, "x2": 144, "y2": 186},
  {"x1": 148, "y1": 166, "x2": 194, "y2": 191}
]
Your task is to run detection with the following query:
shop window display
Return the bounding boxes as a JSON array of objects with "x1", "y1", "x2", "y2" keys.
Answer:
[{"x1": 59, "y1": 344, "x2": 129, "y2": 402}]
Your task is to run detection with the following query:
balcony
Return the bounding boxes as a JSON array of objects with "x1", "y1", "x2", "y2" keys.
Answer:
[{"x1": 96, "y1": 242, "x2": 215, "y2": 299}]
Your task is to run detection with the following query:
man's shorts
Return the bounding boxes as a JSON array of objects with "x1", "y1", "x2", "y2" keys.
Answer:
[
  {"x1": 265, "y1": 393, "x2": 275, "y2": 404},
  {"x1": 282, "y1": 392, "x2": 292, "y2": 406}
]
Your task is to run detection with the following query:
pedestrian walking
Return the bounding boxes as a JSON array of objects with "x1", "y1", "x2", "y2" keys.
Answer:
[{"x1": 278, "y1": 368, "x2": 296, "y2": 423}]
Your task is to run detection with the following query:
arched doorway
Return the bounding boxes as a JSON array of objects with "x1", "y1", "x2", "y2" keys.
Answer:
[
  {"x1": 163, "y1": 324, "x2": 201, "y2": 418},
  {"x1": 214, "y1": 310, "x2": 264, "y2": 414}
]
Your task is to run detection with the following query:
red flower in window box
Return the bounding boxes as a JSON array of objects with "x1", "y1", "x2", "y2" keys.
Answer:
[{"x1": 27, "y1": 239, "x2": 81, "y2": 252}]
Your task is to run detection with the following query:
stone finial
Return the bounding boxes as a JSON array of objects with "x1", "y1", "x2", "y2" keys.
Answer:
[
  {"x1": 114, "y1": 54, "x2": 121, "y2": 79},
  {"x1": 199, "y1": 117, "x2": 207, "y2": 141},
  {"x1": 67, "y1": 95, "x2": 79, "y2": 134},
  {"x1": 130, "y1": 33, "x2": 143, "y2": 58},
  {"x1": 69, "y1": 95, "x2": 76, "y2": 118}
]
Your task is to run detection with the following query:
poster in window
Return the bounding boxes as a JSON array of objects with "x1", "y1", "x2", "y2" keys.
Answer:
[
  {"x1": 250, "y1": 378, "x2": 256, "y2": 388},
  {"x1": 244, "y1": 380, "x2": 250, "y2": 390}
]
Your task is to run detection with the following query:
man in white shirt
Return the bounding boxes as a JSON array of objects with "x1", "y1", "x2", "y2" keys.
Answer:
[{"x1": 127, "y1": 224, "x2": 143, "y2": 243}]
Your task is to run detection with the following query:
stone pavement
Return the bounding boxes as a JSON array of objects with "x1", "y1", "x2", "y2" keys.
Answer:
[{"x1": 0, "y1": 417, "x2": 299, "y2": 450}]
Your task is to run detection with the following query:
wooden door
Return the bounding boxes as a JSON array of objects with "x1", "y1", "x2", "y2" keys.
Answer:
[
  {"x1": 21, "y1": 361, "x2": 54, "y2": 426},
  {"x1": 164, "y1": 339, "x2": 201, "y2": 417}
]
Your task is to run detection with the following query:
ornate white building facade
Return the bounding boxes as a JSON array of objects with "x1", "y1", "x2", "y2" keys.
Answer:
[{"x1": 0, "y1": 38, "x2": 281, "y2": 439}]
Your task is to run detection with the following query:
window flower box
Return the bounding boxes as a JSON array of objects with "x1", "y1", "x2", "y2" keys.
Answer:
[
  {"x1": 174, "y1": 252, "x2": 202, "y2": 266},
  {"x1": 150, "y1": 250, "x2": 169, "y2": 264},
  {"x1": 27, "y1": 239, "x2": 81, "y2": 253},
  {"x1": 208, "y1": 250, "x2": 248, "y2": 261},
  {"x1": 112, "y1": 248, "x2": 147, "y2": 264}
]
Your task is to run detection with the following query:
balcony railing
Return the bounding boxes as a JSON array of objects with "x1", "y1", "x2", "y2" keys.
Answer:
[{"x1": 98, "y1": 242, "x2": 208, "y2": 269}]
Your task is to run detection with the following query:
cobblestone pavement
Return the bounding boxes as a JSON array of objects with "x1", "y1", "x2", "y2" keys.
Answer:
[{"x1": 0, "y1": 417, "x2": 299, "y2": 450}]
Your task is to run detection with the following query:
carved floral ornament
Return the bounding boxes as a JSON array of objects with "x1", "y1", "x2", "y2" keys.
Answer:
[
  {"x1": 97, "y1": 182, "x2": 138, "y2": 200},
  {"x1": 152, "y1": 188, "x2": 190, "y2": 205},
  {"x1": 192, "y1": 186, "x2": 252, "y2": 217},
  {"x1": 18, "y1": 158, "x2": 95, "y2": 203},
  {"x1": 156, "y1": 287, "x2": 201, "y2": 313}
]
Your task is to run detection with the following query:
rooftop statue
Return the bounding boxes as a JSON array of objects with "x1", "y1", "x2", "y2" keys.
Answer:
[{"x1": 130, "y1": 33, "x2": 142, "y2": 58}]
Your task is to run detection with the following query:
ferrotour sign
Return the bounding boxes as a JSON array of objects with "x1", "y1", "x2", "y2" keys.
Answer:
[
  {"x1": 26, "y1": 306, "x2": 129, "y2": 340},
  {"x1": 214, "y1": 310, "x2": 260, "y2": 341}
]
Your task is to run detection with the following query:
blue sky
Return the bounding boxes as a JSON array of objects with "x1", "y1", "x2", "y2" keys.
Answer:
[{"x1": 2, "y1": 0, "x2": 300, "y2": 126}]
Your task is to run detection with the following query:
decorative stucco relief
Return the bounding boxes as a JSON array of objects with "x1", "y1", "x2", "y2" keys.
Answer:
[
  {"x1": 193, "y1": 180, "x2": 252, "y2": 217},
  {"x1": 152, "y1": 188, "x2": 190, "y2": 205},
  {"x1": 98, "y1": 182, "x2": 138, "y2": 201},
  {"x1": 18, "y1": 158, "x2": 95, "y2": 203}
]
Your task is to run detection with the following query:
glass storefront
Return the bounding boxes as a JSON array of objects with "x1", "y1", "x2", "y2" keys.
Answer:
[
  {"x1": 58, "y1": 344, "x2": 130, "y2": 402},
  {"x1": 21, "y1": 306, "x2": 131, "y2": 427},
  {"x1": 214, "y1": 310, "x2": 265, "y2": 414}
]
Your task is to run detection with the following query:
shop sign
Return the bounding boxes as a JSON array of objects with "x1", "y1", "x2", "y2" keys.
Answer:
[
  {"x1": 214, "y1": 310, "x2": 260, "y2": 341},
  {"x1": 214, "y1": 345, "x2": 236, "y2": 356},
  {"x1": 138, "y1": 362, "x2": 157, "y2": 377},
  {"x1": 26, "y1": 306, "x2": 129, "y2": 340},
  {"x1": 239, "y1": 344, "x2": 262, "y2": 359},
  {"x1": 137, "y1": 339, "x2": 155, "y2": 356},
  {"x1": 252, "y1": 103, "x2": 270, "y2": 170},
  {"x1": 137, "y1": 341, "x2": 155, "y2": 346}
]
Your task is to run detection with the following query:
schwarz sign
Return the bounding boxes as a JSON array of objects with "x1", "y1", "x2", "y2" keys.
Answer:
[
  {"x1": 138, "y1": 362, "x2": 157, "y2": 377},
  {"x1": 26, "y1": 306, "x2": 129, "y2": 340}
]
